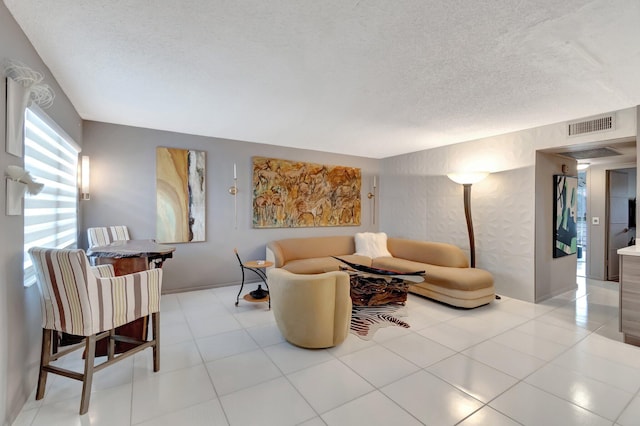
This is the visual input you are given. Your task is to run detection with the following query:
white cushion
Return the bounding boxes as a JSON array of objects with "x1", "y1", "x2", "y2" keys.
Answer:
[{"x1": 354, "y1": 232, "x2": 392, "y2": 258}]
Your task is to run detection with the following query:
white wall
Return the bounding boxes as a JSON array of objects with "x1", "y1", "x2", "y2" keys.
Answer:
[
  {"x1": 381, "y1": 138, "x2": 537, "y2": 301},
  {"x1": 380, "y1": 108, "x2": 637, "y2": 302},
  {"x1": 82, "y1": 121, "x2": 380, "y2": 292},
  {"x1": 0, "y1": 4, "x2": 83, "y2": 425}
]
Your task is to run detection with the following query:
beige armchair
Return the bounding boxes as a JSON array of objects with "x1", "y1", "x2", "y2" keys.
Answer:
[{"x1": 267, "y1": 268, "x2": 352, "y2": 348}]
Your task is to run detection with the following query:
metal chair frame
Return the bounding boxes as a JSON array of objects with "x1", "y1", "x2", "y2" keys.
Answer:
[{"x1": 234, "y1": 248, "x2": 271, "y2": 309}]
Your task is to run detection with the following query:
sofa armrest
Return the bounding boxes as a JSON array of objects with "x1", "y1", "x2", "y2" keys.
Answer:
[
  {"x1": 266, "y1": 246, "x2": 276, "y2": 268},
  {"x1": 387, "y1": 238, "x2": 469, "y2": 268},
  {"x1": 266, "y1": 241, "x2": 285, "y2": 268}
]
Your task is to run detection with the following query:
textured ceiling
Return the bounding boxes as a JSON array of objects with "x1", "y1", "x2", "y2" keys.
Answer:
[{"x1": 4, "y1": 0, "x2": 640, "y2": 158}]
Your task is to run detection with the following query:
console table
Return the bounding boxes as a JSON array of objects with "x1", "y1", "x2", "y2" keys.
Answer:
[{"x1": 88, "y1": 239, "x2": 175, "y2": 274}]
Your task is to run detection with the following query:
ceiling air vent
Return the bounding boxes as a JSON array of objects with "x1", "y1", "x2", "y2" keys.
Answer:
[
  {"x1": 558, "y1": 147, "x2": 622, "y2": 160},
  {"x1": 567, "y1": 114, "x2": 614, "y2": 137}
]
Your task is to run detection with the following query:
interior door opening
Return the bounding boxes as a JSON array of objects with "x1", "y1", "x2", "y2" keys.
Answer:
[
  {"x1": 605, "y1": 168, "x2": 636, "y2": 281},
  {"x1": 577, "y1": 170, "x2": 587, "y2": 277}
]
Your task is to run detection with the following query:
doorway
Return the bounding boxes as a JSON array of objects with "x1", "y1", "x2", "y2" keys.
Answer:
[
  {"x1": 605, "y1": 168, "x2": 636, "y2": 281},
  {"x1": 539, "y1": 139, "x2": 636, "y2": 283},
  {"x1": 576, "y1": 170, "x2": 587, "y2": 277}
]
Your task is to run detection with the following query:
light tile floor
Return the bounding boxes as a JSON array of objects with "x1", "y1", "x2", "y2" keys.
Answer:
[{"x1": 12, "y1": 277, "x2": 640, "y2": 426}]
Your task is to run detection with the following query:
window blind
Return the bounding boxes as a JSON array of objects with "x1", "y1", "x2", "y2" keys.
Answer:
[{"x1": 23, "y1": 107, "x2": 79, "y2": 287}]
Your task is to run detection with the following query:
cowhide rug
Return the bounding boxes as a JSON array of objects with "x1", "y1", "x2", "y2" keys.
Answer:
[{"x1": 349, "y1": 304, "x2": 410, "y2": 340}]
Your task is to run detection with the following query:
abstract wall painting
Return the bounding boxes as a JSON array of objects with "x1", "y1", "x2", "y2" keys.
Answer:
[
  {"x1": 553, "y1": 174, "x2": 578, "y2": 258},
  {"x1": 156, "y1": 147, "x2": 206, "y2": 243},
  {"x1": 252, "y1": 157, "x2": 361, "y2": 228}
]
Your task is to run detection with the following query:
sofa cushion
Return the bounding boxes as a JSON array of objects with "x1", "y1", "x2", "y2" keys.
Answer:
[
  {"x1": 354, "y1": 232, "x2": 392, "y2": 258},
  {"x1": 282, "y1": 255, "x2": 372, "y2": 274},
  {"x1": 372, "y1": 257, "x2": 493, "y2": 291},
  {"x1": 267, "y1": 236, "x2": 356, "y2": 267},
  {"x1": 408, "y1": 283, "x2": 495, "y2": 309}
]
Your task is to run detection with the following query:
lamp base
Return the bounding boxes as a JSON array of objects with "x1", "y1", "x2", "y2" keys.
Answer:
[{"x1": 250, "y1": 285, "x2": 269, "y2": 299}]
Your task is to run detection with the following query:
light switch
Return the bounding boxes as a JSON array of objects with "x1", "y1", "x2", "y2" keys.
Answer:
[{"x1": 592, "y1": 217, "x2": 600, "y2": 225}]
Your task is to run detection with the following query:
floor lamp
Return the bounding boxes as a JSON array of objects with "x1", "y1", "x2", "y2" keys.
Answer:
[{"x1": 447, "y1": 171, "x2": 489, "y2": 268}]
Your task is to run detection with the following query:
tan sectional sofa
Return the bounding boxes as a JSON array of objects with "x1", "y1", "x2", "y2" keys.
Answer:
[{"x1": 266, "y1": 235, "x2": 495, "y2": 308}]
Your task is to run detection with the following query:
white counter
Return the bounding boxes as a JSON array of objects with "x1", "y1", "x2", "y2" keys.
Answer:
[{"x1": 618, "y1": 245, "x2": 640, "y2": 256}]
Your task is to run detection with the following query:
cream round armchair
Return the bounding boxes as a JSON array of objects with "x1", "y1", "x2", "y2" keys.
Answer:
[{"x1": 267, "y1": 268, "x2": 352, "y2": 348}]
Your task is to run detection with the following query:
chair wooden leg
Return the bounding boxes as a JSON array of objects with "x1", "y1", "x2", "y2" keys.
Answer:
[
  {"x1": 36, "y1": 328, "x2": 52, "y2": 400},
  {"x1": 79, "y1": 334, "x2": 97, "y2": 415},
  {"x1": 152, "y1": 312, "x2": 160, "y2": 372}
]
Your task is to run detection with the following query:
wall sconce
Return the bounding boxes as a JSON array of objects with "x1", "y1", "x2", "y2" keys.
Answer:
[
  {"x1": 4, "y1": 59, "x2": 55, "y2": 157},
  {"x1": 367, "y1": 176, "x2": 377, "y2": 224},
  {"x1": 80, "y1": 155, "x2": 90, "y2": 200},
  {"x1": 228, "y1": 163, "x2": 238, "y2": 228},
  {"x1": 447, "y1": 171, "x2": 489, "y2": 268},
  {"x1": 5, "y1": 165, "x2": 44, "y2": 215}
]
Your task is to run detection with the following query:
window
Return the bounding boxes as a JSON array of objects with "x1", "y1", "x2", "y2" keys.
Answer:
[{"x1": 23, "y1": 106, "x2": 80, "y2": 287}]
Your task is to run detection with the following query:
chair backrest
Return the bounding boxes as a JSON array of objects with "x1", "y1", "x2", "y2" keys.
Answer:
[
  {"x1": 29, "y1": 247, "x2": 97, "y2": 336},
  {"x1": 30, "y1": 247, "x2": 162, "y2": 337},
  {"x1": 87, "y1": 226, "x2": 130, "y2": 248}
]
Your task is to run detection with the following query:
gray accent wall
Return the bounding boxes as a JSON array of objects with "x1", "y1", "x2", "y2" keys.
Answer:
[
  {"x1": 1, "y1": 4, "x2": 83, "y2": 425},
  {"x1": 81, "y1": 121, "x2": 380, "y2": 293}
]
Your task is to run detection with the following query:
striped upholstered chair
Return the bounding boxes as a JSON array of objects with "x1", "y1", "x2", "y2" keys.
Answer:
[
  {"x1": 29, "y1": 247, "x2": 162, "y2": 415},
  {"x1": 87, "y1": 225, "x2": 130, "y2": 248}
]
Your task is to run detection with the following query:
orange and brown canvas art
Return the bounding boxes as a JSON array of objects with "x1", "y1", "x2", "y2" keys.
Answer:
[{"x1": 252, "y1": 157, "x2": 361, "y2": 228}]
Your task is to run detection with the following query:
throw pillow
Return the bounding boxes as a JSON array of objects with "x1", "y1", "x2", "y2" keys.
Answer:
[{"x1": 354, "y1": 232, "x2": 393, "y2": 258}]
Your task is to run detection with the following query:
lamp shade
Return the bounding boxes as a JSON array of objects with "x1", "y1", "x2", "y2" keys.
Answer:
[{"x1": 447, "y1": 171, "x2": 489, "y2": 185}]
